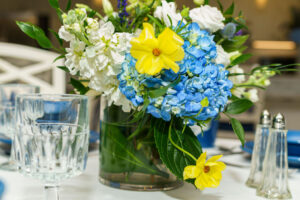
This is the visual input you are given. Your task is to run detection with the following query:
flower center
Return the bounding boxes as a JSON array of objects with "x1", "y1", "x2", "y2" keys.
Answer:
[
  {"x1": 204, "y1": 166, "x2": 210, "y2": 173},
  {"x1": 152, "y1": 48, "x2": 161, "y2": 56}
]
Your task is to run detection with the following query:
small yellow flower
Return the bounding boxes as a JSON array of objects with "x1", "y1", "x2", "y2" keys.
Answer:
[
  {"x1": 130, "y1": 23, "x2": 184, "y2": 76},
  {"x1": 183, "y1": 152, "x2": 226, "y2": 190}
]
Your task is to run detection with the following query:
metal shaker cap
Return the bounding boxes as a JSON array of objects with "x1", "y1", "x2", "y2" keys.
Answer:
[
  {"x1": 259, "y1": 110, "x2": 271, "y2": 125},
  {"x1": 272, "y1": 113, "x2": 285, "y2": 129}
]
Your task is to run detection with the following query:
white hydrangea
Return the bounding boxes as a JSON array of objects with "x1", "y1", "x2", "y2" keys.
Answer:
[
  {"x1": 189, "y1": 5, "x2": 225, "y2": 32},
  {"x1": 216, "y1": 45, "x2": 230, "y2": 67},
  {"x1": 154, "y1": 0, "x2": 183, "y2": 27}
]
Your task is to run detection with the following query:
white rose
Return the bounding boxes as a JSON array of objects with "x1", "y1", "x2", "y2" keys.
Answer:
[
  {"x1": 229, "y1": 65, "x2": 245, "y2": 84},
  {"x1": 216, "y1": 45, "x2": 230, "y2": 67},
  {"x1": 154, "y1": 0, "x2": 182, "y2": 27},
  {"x1": 189, "y1": 5, "x2": 225, "y2": 32}
]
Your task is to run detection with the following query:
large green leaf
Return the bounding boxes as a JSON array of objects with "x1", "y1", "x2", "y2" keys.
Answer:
[
  {"x1": 224, "y1": 3, "x2": 235, "y2": 16},
  {"x1": 100, "y1": 122, "x2": 169, "y2": 177},
  {"x1": 230, "y1": 53, "x2": 253, "y2": 66},
  {"x1": 48, "y1": 0, "x2": 59, "y2": 9},
  {"x1": 222, "y1": 35, "x2": 249, "y2": 53},
  {"x1": 16, "y1": 21, "x2": 53, "y2": 49},
  {"x1": 230, "y1": 118, "x2": 245, "y2": 146},
  {"x1": 225, "y1": 98, "x2": 253, "y2": 115},
  {"x1": 70, "y1": 78, "x2": 89, "y2": 95},
  {"x1": 153, "y1": 118, "x2": 202, "y2": 181}
]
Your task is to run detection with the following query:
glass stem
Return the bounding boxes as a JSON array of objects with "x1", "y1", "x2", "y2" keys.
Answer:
[{"x1": 44, "y1": 185, "x2": 60, "y2": 200}]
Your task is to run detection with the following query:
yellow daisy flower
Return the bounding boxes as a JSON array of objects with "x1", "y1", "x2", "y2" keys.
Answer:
[
  {"x1": 183, "y1": 152, "x2": 226, "y2": 190},
  {"x1": 130, "y1": 23, "x2": 185, "y2": 76}
]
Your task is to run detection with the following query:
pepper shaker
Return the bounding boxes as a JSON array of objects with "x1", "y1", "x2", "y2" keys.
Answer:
[
  {"x1": 256, "y1": 113, "x2": 292, "y2": 199},
  {"x1": 246, "y1": 110, "x2": 271, "y2": 188}
]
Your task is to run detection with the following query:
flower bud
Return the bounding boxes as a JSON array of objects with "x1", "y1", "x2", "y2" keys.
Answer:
[
  {"x1": 193, "y1": 0, "x2": 205, "y2": 6},
  {"x1": 181, "y1": 6, "x2": 190, "y2": 18},
  {"x1": 103, "y1": 0, "x2": 114, "y2": 16},
  {"x1": 222, "y1": 23, "x2": 237, "y2": 40}
]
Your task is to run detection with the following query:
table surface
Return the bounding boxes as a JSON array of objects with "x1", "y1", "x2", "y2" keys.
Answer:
[{"x1": 0, "y1": 138, "x2": 299, "y2": 200}]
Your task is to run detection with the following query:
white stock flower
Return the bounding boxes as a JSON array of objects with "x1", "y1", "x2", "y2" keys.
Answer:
[
  {"x1": 231, "y1": 87, "x2": 245, "y2": 99},
  {"x1": 58, "y1": 26, "x2": 75, "y2": 42},
  {"x1": 89, "y1": 70, "x2": 132, "y2": 112},
  {"x1": 216, "y1": 45, "x2": 230, "y2": 67},
  {"x1": 65, "y1": 39, "x2": 86, "y2": 75},
  {"x1": 61, "y1": 17, "x2": 133, "y2": 112},
  {"x1": 229, "y1": 65, "x2": 245, "y2": 84},
  {"x1": 154, "y1": 0, "x2": 182, "y2": 27},
  {"x1": 247, "y1": 89, "x2": 259, "y2": 102},
  {"x1": 189, "y1": 5, "x2": 225, "y2": 32}
]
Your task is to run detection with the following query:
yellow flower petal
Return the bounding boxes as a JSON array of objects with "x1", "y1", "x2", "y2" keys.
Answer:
[
  {"x1": 158, "y1": 28, "x2": 184, "y2": 60},
  {"x1": 196, "y1": 152, "x2": 207, "y2": 168},
  {"x1": 207, "y1": 154, "x2": 223, "y2": 163},
  {"x1": 161, "y1": 55, "x2": 180, "y2": 73},
  {"x1": 186, "y1": 153, "x2": 225, "y2": 190},
  {"x1": 194, "y1": 174, "x2": 208, "y2": 190},
  {"x1": 135, "y1": 54, "x2": 164, "y2": 75},
  {"x1": 183, "y1": 165, "x2": 201, "y2": 180},
  {"x1": 130, "y1": 23, "x2": 185, "y2": 75}
]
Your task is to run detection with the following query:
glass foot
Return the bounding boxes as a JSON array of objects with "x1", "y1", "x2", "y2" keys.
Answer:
[{"x1": 0, "y1": 161, "x2": 17, "y2": 171}]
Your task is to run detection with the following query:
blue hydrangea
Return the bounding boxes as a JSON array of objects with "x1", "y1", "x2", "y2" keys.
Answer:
[{"x1": 117, "y1": 22, "x2": 233, "y2": 125}]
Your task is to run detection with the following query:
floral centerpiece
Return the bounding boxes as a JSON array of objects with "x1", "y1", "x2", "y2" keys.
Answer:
[{"x1": 17, "y1": 0, "x2": 294, "y2": 191}]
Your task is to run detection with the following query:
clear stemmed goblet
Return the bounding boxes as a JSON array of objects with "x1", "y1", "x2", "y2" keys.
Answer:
[
  {"x1": 14, "y1": 94, "x2": 89, "y2": 200},
  {"x1": 0, "y1": 84, "x2": 39, "y2": 171}
]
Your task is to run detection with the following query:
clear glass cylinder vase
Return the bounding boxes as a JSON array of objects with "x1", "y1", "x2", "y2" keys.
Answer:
[{"x1": 98, "y1": 97, "x2": 182, "y2": 191}]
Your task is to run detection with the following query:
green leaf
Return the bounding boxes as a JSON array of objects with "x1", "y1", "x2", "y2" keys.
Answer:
[
  {"x1": 16, "y1": 21, "x2": 53, "y2": 49},
  {"x1": 225, "y1": 98, "x2": 253, "y2": 115},
  {"x1": 216, "y1": 0, "x2": 224, "y2": 12},
  {"x1": 204, "y1": 0, "x2": 210, "y2": 5},
  {"x1": 100, "y1": 121, "x2": 169, "y2": 177},
  {"x1": 230, "y1": 53, "x2": 252, "y2": 66},
  {"x1": 66, "y1": 0, "x2": 72, "y2": 11},
  {"x1": 70, "y1": 78, "x2": 89, "y2": 95},
  {"x1": 222, "y1": 35, "x2": 249, "y2": 52},
  {"x1": 49, "y1": 29, "x2": 63, "y2": 46},
  {"x1": 48, "y1": 0, "x2": 59, "y2": 9},
  {"x1": 147, "y1": 15, "x2": 164, "y2": 30},
  {"x1": 53, "y1": 55, "x2": 65, "y2": 63},
  {"x1": 153, "y1": 118, "x2": 202, "y2": 181},
  {"x1": 224, "y1": 2, "x2": 235, "y2": 16},
  {"x1": 148, "y1": 77, "x2": 181, "y2": 98},
  {"x1": 230, "y1": 118, "x2": 245, "y2": 146},
  {"x1": 57, "y1": 66, "x2": 70, "y2": 73}
]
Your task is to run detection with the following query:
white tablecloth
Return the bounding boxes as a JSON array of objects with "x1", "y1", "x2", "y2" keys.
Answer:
[{"x1": 1, "y1": 138, "x2": 299, "y2": 200}]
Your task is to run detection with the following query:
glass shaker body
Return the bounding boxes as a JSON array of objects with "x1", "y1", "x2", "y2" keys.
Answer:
[{"x1": 246, "y1": 124, "x2": 270, "y2": 188}]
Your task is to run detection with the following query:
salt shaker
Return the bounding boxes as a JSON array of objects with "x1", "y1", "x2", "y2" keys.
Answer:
[
  {"x1": 246, "y1": 110, "x2": 271, "y2": 188},
  {"x1": 256, "y1": 113, "x2": 292, "y2": 199}
]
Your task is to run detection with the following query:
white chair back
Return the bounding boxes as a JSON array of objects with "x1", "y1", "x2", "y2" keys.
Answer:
[{"x1": 0, "y1": 42, "x2": 65, "y2": 93}]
